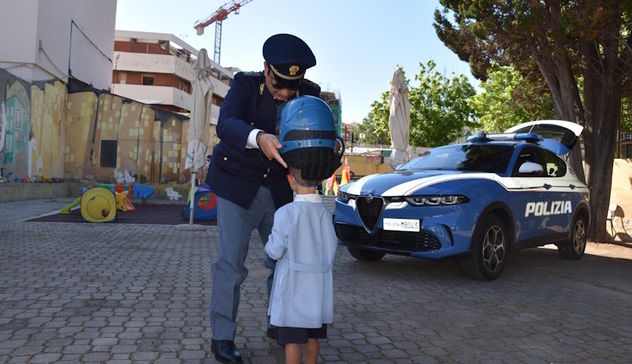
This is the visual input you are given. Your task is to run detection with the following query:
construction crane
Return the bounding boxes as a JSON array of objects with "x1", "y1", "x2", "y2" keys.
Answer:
[{"x1": 193, "y1": 0, "x2": 254, "y2": 64}]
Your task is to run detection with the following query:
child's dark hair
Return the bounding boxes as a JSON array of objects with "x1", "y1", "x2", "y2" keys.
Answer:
[{"x1": 289, "y1": 167, "x2": 321, "y2": 188}]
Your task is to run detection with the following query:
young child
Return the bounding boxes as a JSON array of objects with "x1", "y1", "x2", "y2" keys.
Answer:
[{"x1": 264, "y1": 166, "x2": 338, "y2": 364}]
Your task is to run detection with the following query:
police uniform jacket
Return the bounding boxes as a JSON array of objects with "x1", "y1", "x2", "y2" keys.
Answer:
[
  {"x1": 206, "y1": 71, "x2": 321, "y2": 210},
  {"x1": 264, "y1": 194, "x2": 337, "y2": 328}
]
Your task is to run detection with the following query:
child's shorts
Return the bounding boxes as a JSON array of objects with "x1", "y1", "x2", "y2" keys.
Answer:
[{"x1": 277, "y1": 324, "x2": 328, "y2": 345}]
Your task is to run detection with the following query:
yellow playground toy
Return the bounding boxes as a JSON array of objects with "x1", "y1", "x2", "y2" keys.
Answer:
[{"x1": 80, "y1": 186, "x2": 117, "y2": 223}]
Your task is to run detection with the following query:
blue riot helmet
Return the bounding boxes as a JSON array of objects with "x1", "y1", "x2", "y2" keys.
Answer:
[{"x1": 277, "y1": 95, "x2": 344, "y2": 181}]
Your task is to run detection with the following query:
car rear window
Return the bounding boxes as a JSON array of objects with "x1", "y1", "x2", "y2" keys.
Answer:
[{"x1": 401, "y1": 144, "x2": 514, "y2": 174}]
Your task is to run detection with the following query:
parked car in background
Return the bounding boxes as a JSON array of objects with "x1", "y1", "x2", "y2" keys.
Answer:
[{"x1": 334, "y1": 120, "x2": 590, "y2": 280}]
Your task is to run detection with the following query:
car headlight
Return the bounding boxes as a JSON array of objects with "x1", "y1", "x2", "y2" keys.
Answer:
[
  {"x1": 337, "y1": 191, "x2": 357, "y2": 203},
  {"x1": 406, "y1": 195, "x2": 469, "y2": 206}
]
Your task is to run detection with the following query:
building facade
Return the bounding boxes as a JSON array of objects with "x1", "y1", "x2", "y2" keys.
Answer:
[
  {"x1": 112, "y1": 30, "x2": 232, "y2": 122},
  {"x1": 0, "y1": 0, "x2": 116, "y2": 91},
  {"x1": 0, "y1": 0, "x2": 117, "y2": 182}
]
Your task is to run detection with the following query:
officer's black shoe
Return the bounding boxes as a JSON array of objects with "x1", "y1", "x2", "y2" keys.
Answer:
[{"x1": 211, "y1": 340, "x2": 242, "y2": 363}]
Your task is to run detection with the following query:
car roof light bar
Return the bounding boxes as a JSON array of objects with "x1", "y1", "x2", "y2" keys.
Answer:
[
  {"x1": 467, "y1": 131, "x2": 542, "y2": 143},
  {"x1": 514, "y1": 132, "x2": 543, "y2": 142},
  {"x1": 467, "y1": 131, "x2": 490, "y2": 142}
]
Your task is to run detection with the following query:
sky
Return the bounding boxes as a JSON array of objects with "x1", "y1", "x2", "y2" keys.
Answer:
[{"x1": 115, "y1": 0, "x2": 477, "y2": 124}]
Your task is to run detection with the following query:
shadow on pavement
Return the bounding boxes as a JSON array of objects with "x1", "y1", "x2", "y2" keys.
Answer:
[{"x1": 25, "y1": 203, "x2": 216, "y2": 225}]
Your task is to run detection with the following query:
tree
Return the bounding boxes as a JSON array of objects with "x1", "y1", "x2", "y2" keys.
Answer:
[
  {"x1": 435, "y1": 0, "x2": 632, "y2": 241},
  {"x1": 409, "y1": 60, "x2": 477, "y2": 147},
  {"x1": 469, "y1": 65, "x2": 554, "y2": 132},
  {"x1": 357, "y1": 91, "x2": 390, "y2": 145},
  {"x1": 359, "y1": 63, "x2": 475, "y2": 147}
]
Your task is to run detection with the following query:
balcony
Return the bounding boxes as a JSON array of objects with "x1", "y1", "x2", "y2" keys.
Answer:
[
  {"x1": 111, "y1": 84, "x2": 220, "y2": 123},
  {"x1": 113, "y1": 51, "x2": 230, "y2": 98},
  {"x1": 112, "y1": 84, "x2": 192, "y2": 112},
  {"x1": 114, "y1": 52, "x2": 193, "y2": 80}
]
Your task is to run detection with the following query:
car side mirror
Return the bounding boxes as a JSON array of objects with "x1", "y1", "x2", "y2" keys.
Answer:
[{"x1": 518, "y1": 161, "x2": 544, "y2": 176}]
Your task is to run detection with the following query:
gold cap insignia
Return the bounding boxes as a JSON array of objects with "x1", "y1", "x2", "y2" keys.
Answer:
[{"x1": 289, "y1": 65, "x2": 300, "y2": 76}]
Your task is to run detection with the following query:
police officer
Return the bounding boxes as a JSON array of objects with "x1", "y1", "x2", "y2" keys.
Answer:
[{"x1": 206, "y1": 33, "x2": 320, "y2": 363}]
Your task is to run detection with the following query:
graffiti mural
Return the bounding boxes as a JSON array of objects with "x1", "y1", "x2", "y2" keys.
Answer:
[
  {"x1": 1, "y1": 78, "x2": 31, "y2": 180},
  {"x1": 31, "y1": 81, "x2": 67, "y2": 179},
  {"x1": 0, "y1": 102, "x2": 6, "y2": 153}
]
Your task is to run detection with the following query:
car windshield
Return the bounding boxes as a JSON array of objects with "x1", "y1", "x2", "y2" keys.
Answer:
[{"x1": 398, "y1": 144, "x2": 514, "y2": 174}]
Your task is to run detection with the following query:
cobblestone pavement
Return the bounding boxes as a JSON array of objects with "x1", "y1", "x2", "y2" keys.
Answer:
[{"x1": 1, "y1": 197, "x2": 632, "y2": 363}]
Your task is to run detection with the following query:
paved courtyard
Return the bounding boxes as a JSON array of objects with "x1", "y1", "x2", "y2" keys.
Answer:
[{"x1": 1, "y1": 197, "x2": 632, "y2": 363}]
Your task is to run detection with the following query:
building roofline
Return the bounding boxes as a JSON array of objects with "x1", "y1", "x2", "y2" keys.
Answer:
[
  {"x1": 115, "y1": 30, "x2": 198, "y2": 55},
  {"x1": 114, "y1": 29, "x2": 234, "y2": 79}
]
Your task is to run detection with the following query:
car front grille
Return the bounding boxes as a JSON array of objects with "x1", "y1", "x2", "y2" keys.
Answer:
[
  {"x1": 335, "y1": 223, "x2": 441, "y2": 253},
  {"x1": 356, "y1": 196, "x2": 384, "y2": 231}
]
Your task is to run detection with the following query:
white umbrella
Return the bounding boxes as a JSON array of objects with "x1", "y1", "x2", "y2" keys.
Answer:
[
  {"x1": 388, "y1": 67, "x2": 411, "y2": 170},
  {"x1": 178, "y1": 48, "x2": 214, "y2": 230}
]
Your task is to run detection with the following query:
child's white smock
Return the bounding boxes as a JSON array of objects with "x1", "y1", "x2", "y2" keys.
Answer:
[{"x1": 265, "y1": 193, "x2": 337, "y2": 328}]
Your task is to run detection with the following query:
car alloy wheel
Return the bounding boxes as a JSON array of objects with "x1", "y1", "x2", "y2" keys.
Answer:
[
  {"x1": 558, "y1": 213, "x2": 587, "y2": 260},
  {"x1": 481, "y1": 225, "x2": 506, "y2": 274},
  {"x1": 462, "y1": 214, "x2": 508, "y2": 280},
  {"x1": 571, "y1": 217, "x2": 586, "y2": 255}
]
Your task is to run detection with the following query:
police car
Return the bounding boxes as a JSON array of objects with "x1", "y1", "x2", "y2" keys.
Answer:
[{"x1": 334, "y1": 120, "x2": 590, "y2": 280}]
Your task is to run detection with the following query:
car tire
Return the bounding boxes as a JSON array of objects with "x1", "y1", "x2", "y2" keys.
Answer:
[
  {"x1": 558, "y1": 213, "x2": 587, "y2": 260},
  {"x1": 462, "y1": 214, "x2": 508, "y2": 280},
  {"x1": 347, "y1": 247, "x2": 385, "y2": 261}
]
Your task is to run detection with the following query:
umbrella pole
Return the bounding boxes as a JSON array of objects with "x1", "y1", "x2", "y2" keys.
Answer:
[
  {"x1": 189, "y1": 170, "x2": 196, "y2": 225},
  {"x1": 176, "y1": 153, "x2": 206, "y2": 231}
]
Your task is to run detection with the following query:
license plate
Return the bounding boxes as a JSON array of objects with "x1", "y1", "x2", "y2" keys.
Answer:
[{"x1": 383, "y1": 218, "x2": 420, "y2": 232}]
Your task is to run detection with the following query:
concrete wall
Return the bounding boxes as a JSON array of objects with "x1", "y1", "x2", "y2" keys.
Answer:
[
  {"x1": 0, "y1": 1, "x2": 39, "y2": 79},
  {"x1": 0, "y1": 0, "x2": 116, "y2": 90},
  {"x1": 65, "y1": 90, "x2": 192, "y2": 184},
  {"x1": 608, "y1": 159, "x2": 632, "y2": 241},
  {"x1": 0, "y1": 182, "x2": 82, "y2": 202}
]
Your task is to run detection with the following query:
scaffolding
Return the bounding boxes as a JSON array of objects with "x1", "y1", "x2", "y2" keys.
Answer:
[{"x1": 320, "y1": 91, "x2": 342, "y2": 136}]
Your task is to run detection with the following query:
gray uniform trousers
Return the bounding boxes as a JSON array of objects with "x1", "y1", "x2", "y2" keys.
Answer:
[{"x1": 211, "y1": 186, "x2": 276, "y2": 340}]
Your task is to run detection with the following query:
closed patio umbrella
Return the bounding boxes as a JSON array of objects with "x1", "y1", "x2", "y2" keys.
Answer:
[
  {"x1": 388, "y1": 67, "x2": 410, "y2": 170},
  {"x1": 178, "y1": 49, "x2": 214, "y2": 230}
]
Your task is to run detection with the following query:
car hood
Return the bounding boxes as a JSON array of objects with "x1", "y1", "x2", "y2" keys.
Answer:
[{"x1": 341, "y1": 170, "x2": 495, "y2": 197}]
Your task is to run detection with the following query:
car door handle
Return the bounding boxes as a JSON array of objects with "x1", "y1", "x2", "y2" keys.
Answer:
[
  {"x1": 569, "y1": 184, "x2": 575, "y2": 189},
  {"x1": 543, "y1": 183, "x2": 551, "y2": 190}
]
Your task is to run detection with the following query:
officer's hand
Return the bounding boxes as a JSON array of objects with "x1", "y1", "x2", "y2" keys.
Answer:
[{"x1": 258, "y1": 133, "x2": 288, "y2": 168}]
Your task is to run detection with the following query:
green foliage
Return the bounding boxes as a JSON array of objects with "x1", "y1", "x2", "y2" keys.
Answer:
[
  {"x1": 469, "y1": 66, "x2": 554, "y2": 132},
  {"x1": 409, "y1": 60, "x2": 477, "y2": 147},
  {"x1": 357, "y1": 91, "x2": 391, "y2": 145},
  {"x1": 359, "y1": 61, "x2": 476, "y2": 148},
  {"x1": 623, "y1": 97, "x2": 632, "y2": 133}
]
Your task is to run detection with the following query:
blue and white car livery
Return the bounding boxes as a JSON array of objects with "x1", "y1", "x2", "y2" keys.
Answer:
[{"x1": 334, "y1": 120, "x2": 590, "y2": 280}]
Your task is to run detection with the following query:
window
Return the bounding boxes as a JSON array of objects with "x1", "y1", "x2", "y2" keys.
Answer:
[
  {"x1": 142, "y1": 75, "x2": 155, "y2": 86},
  {"x1": 512, "y1": 146, "x2": 544, "y2": 177},
  {"x1": 100, "y1": 140, "x2": 117, "y2": 168},
  {"x1": 540, "y1": 149, "x2": 566, "y2": 177},
  {"x1": 402, "y1": 144, "x2": 513, "y2": 174}
]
